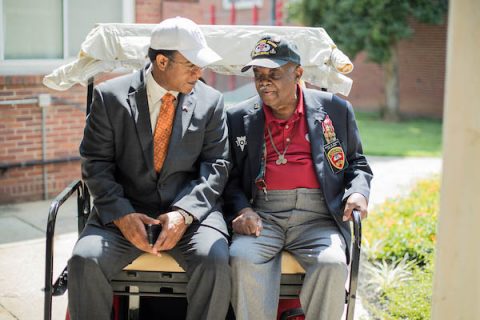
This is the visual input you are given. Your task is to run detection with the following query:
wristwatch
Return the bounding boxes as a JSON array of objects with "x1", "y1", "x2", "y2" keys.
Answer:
[{"x1": 176, "y1": 208, "x2": 194, "y2": 225}]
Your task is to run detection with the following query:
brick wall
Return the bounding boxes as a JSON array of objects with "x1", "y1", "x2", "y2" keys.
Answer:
[
  {"x1": 347, "y1": 18, "x2": 447, "y2": 118},
  {"x1": 397, "y1": 18, "x2": 447, "y2": 118},
  {"x1": 136, "y1": 0, "x2": 163, "y2": 23},
  {"x1": 137, "y1": 0, "x2": 273, "y2": 25},
  {"x1": 167, "y1": 0, "x2": 273, "y2": 25},
  {"x1": 0, "y1": 76, "x2": 87, "y2": 202},
  {"x1": 347, "y1": 52, "x2": 386, "y2": 111}
]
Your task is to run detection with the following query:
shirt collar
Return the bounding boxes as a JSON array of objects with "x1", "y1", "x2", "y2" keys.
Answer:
[
  {"x1": 146, "y1": 67, "x2": 179, "y2": 104},
  {"x1": 264, "y1": 84, "x2": 304, "y2": 125}
]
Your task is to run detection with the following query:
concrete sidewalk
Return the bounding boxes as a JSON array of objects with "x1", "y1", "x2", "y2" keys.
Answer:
[{"x1": 0, "y1": 156, "x2": 442, "y2": 320}]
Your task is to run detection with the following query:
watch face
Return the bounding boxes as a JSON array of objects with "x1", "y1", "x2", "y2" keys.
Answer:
[{"x1": 179, "y1": 210, "x2": 193, "y2": 224}]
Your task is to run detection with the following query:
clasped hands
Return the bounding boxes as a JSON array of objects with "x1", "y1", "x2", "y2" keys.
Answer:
[
  {"x1": 113, "y1": 210, "x2": 188, "y2": 256},
  {"x1": 232, "y1": 192, "x2": 368, "y2": 237}
]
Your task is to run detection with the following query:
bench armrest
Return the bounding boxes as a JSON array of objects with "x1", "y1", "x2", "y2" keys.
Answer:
[{"x1": 44, "y1": 180, "x2": 90, "y2": 320}]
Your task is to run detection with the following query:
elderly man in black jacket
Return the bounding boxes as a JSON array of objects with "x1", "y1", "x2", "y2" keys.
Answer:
[{"x1": 223, "y1": 35, "x2": 373, "y2": 320}]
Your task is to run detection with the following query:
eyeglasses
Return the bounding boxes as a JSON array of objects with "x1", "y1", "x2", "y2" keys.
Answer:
[{"x1": 169, "y1": 58, "x2": 205, "y2": 73}]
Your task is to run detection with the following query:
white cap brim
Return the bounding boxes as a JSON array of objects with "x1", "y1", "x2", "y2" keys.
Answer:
[
  {"x1": 180, "y1": 46, "x2": 222, "y2": 68},
  {"x1": 241, "y1": 58, "x2": 289, "y2": 72}
]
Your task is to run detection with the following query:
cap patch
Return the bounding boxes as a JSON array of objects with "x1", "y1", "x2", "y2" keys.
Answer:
[{"x1": 252, "y1": 39, "x2": 279, "y2": 58}]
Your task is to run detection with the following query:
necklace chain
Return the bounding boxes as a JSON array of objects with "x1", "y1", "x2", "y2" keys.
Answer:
[{"x1": 266, "y1": 123, "x2": 295, "y2": 165}]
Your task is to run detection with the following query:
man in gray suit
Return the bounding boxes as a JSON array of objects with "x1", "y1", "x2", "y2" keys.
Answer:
[
  {"x1": 68, "y1": 17, "x2": 231, "y2": 320},
  {"x1": 223, "y1": 35, "x2": 373, "y2": 319}
]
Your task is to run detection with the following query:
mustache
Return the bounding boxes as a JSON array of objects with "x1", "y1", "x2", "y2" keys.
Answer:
[{"x1": 258, "y1": 85, "x2": 272, "y2": 92}]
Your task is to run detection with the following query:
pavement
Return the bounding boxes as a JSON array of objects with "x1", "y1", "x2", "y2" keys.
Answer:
[{"x1": 0, "y1": 156, "x2": 442, "y2": 320}]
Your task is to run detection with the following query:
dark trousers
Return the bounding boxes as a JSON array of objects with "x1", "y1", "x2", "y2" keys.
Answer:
[{"x1": 67, "y1": 215, "x2": 231, "y2": 320}]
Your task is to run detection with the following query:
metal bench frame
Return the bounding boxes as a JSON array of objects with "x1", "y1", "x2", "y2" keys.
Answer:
[{"x1": 44, "y1": 79, "x2": 362, "y2": 320}]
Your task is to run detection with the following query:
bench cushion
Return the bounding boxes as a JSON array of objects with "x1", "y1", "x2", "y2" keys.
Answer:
[{"x1": 123, "y1": 251, "x2": 305, "y2": 274}]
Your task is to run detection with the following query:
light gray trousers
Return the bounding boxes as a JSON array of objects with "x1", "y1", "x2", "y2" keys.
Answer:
[
  {"x1": 67, "y1": 213, "x2": 231, "y2": 320},
  {"x1": 230, "y1": 189, "x2": 348, "y2": 320}
]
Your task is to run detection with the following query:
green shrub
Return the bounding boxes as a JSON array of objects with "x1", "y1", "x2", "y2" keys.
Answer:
[
  {"x1": 381, "y1": 261, "x2": 434, "y2": 319},
  {"x1": 361, "y1": 177, "x2": 440, "y2": 319},
  {"x1": 364, "y1": 177, "x2": 440, "y2": 265}
]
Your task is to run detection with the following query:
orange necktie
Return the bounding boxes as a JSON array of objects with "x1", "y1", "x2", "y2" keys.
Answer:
[{"x1": 153, "y1": 93, "x2": 176, "y2": 172}]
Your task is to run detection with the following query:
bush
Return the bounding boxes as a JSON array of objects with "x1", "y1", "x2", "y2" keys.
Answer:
[
  {"x1": 364, "y1": 177, "x2": 440, "y2": 265},
  {"x1": 381, "y1": 260, "x2": 434, "y2": 319},
  {"x1": 361, "y1": 177, "x2": 440, "y2": 319}
]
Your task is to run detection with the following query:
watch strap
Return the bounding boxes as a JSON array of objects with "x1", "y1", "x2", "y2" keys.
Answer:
[{"x1": 176, "y1": 208, "x2": 193, "y2": 225}]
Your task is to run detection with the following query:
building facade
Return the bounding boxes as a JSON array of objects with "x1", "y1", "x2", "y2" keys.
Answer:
[{"x1": 0, "y1": 0, "x2": 446, "y2": 203}]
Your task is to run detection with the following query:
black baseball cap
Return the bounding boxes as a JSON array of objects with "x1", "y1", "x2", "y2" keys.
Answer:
[{"x1": 241, "y1": 35, "x2": 301, "y2": 72}]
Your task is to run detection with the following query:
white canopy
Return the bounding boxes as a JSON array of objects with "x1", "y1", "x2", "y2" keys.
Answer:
[{"x1": 43, "y1": 24, "x2": 354, "y2": 96}]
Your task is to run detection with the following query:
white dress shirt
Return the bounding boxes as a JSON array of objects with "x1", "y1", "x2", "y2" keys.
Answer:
[{"x1": 145, "y1": 67, "x2": 178, "y2": 134}]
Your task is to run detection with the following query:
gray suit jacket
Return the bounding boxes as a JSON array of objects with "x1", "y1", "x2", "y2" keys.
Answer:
[
  {"x1": 223, "y1": 88, "x2": 373, "y2": 257},
  {"x1": 80, "y1": 66, "x2": 230, "y2": 234}
]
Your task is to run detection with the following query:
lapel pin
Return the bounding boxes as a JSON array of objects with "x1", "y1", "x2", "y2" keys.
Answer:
[
  {"x1": 235, "y1": 136, "x2": 247, "y2": 151},
  {"x1": 254, "y1": 103, "x2": 260, "y2": 110},
  {"x1": 183, "y1": 100, "x2": 193, "y2": 112}
]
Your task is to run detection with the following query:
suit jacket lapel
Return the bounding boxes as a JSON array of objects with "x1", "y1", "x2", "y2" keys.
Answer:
[
  {"x1": 244, "y1": 98, "x2": 264, "y2": 191},
  {"x1": 128, "y1": 68, "x2": 155, "y2": 173},
  {"x1": 178, "y1": 91, "x2": 197, "y2": 138},
  {"x1": 304, "y1": 89, "x2": 327, "y2": 185}
]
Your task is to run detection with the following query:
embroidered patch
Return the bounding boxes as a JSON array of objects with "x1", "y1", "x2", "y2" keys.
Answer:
[
  {"x1": 322, "y1": 115, "x2": 337, "y2": 144},
  {"x1": 235, "y1": 136, "x2": 247, "y2": 151},
  {"x1": 251, "y1": 39, "x2": 278, "y2": 58},
  {"x1": 324, "y1": 139, "x2": 348, "y2": 173}
]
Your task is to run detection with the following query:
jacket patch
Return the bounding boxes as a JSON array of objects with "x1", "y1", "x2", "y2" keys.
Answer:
[{"x1": 235, "y1": 136, "x2": 247, "y2": 151}]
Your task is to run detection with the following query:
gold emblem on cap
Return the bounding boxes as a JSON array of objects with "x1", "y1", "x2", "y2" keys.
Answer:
[{"x1": 251, "y1": 39, "x2": 279, "y2": 58}]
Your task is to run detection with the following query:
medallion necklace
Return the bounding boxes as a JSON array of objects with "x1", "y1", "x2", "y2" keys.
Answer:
[{"x1": 266, "y1": 121, "x2": 296, "y2": 165}]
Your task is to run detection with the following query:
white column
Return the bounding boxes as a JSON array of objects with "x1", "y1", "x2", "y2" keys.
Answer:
[{"x1": 431, "y1": 0, "x2": 480, "y2": 318}]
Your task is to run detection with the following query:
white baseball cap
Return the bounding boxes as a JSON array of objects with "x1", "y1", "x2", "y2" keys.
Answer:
[{"x1": 150, "y1": 17, "x2": 222, "y2": 68}]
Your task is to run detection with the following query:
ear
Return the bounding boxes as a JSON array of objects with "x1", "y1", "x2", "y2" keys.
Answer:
[
  {"x1": 155, "y1": 54, "x2": 169, "y2": 71},
  {"x1": 295, "y1": 66, "x2": 304, "y2": 82}
]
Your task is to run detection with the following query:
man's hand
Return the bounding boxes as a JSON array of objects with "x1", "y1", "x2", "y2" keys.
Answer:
[
  {"x1": 232, "y1": 208, "x2": 263, "y2": 236},
  {"x1": 343, "y1": 192, "x2": 368, "y2": 221},
  {"x1": 113, "y1": 213, "x2": 160, "y2": 254},
  {"x1": 153, "y1": 211, "x2": 188, "y2": 252}
]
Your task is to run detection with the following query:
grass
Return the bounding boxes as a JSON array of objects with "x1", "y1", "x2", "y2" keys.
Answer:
[{"x1": 355, "y1": 112, "x2": 443, "y2": 157}]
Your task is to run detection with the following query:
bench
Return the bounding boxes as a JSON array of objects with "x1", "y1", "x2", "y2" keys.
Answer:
[{"x1": 44, "y1": 180, "x2": 360, "y2": 320}]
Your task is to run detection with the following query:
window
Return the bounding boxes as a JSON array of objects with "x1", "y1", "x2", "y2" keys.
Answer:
[
  {"x1": 0, "y1": 0, "x2": 134, "y2": 73},
  {"x1": 3, "y1": 0, "x2": 63, "y2": 59}
]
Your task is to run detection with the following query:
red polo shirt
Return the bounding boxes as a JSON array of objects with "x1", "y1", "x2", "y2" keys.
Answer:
[{"x1": 263, "y1": 86, "x2": 320, "y2": 190}]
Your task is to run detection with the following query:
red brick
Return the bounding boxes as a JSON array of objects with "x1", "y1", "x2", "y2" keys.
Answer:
[
  {"x1": 5, "y1": 135, "x2": 23, "y2": 141},
  {"x1": 349, "y1": 17, "x2": 446, "y2": 118}
]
